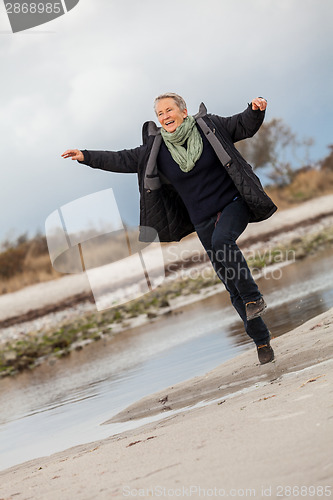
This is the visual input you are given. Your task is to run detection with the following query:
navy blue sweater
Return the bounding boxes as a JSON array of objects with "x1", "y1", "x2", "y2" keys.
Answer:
[{"x1": 157, "y1": 127, "x2": 239, "y2": 225}]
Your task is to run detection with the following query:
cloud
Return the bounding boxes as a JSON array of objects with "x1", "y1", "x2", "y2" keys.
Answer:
[{"x1": 0, "y1": 0, "x2": 332, "y2": 242}]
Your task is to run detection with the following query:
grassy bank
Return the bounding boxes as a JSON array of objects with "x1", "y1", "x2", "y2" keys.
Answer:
[{"x1": 1, "y1": 224, "x2": 333, "y2": 379}]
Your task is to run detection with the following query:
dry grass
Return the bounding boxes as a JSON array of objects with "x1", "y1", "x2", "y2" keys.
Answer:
[
  {"x1": 0, "y1": 228, "x2": 143, "y2": 295},
  {"x1": 266, "y1": 168, "x2": 333, "y2": 209},
  {"x1": 0, "y1": 246, "x2": 62, "y2": 295}
]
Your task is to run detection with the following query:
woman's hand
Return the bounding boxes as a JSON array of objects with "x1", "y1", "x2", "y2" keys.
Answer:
[
  {"x1": 61, "y1": 149, "x2": 84, "y2": 161},
  {"x1": 251, "y1": 97, "x2": 267, "y2": 111}
]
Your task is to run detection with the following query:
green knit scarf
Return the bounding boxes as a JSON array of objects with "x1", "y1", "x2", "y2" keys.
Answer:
[{"x1": 160, "y1": 115, "x2": 203, "y2": 172}]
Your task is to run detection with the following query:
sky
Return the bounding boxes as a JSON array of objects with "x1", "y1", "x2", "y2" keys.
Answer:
[{"x1": 0, "y1": 0, "x2": 332, "y2": 244}]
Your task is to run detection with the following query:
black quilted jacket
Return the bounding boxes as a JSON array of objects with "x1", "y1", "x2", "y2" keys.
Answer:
[{"x1": 80, "y1": 102, "x2": 277, "y2": 242}]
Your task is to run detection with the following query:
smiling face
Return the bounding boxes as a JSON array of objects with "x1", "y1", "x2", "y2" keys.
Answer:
[{"x1": 155, "y1": 98, "x2": 188, "y2": 133}]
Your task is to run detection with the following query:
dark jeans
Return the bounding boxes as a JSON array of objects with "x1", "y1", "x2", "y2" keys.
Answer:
[{"x1": 195, "y1": 197, "x2": 270, "y2": 346}]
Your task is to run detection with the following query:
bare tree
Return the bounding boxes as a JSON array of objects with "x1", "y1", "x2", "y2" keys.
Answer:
[
  {"x1": 236, "y1": 118, "x2": 314, "y2": 186},
  {"x1": 321, "y1": 145, "x2": 333, "y2": 171}
]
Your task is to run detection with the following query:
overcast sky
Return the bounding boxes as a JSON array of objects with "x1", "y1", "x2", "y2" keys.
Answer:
[{"x1": 0, "y1": 0, "x2": 332, "y2": 244}]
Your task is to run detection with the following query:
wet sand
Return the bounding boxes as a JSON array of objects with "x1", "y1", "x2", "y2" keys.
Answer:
[{"x1": 1, "y1": 307, "x2": 332, "y2": 499}]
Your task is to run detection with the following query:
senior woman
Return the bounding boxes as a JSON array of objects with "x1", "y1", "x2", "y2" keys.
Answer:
[{"x1": 62, "y1": 93, "x2": 277, "y2": 364}]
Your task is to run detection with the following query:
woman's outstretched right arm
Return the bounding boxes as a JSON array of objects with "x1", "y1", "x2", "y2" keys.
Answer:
[{"x1": 61, "y1": 146, "x2": 143, "y2": 174}]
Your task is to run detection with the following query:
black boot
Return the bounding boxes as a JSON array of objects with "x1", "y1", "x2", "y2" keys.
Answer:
[
  {"x1": 246, "y1": 297, "x2": 267, "y2": 321},
  {"x1": 257, "y1": 341, "x2": 274, "y2": 364}
]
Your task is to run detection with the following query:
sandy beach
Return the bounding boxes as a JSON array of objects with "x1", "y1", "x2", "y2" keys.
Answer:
[
  {"x1": 1, "y1": 307, "x2": 332, "y2": 499},
  {"x1": 1, "y1": 194, "x2": 333, "y2": 498},
  {"x1": 2, "y1": 1, "x2": 333, "y2": 498}
]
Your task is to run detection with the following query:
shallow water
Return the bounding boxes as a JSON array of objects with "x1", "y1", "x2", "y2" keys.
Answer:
[{"x1": 0, "y1": 247, "x2": 333, "y2": 471}]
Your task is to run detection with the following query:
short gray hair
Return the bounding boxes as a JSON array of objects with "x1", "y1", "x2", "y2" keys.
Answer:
[{"x1": 154, "y1": 93, "x2": 187, "y2": 114}]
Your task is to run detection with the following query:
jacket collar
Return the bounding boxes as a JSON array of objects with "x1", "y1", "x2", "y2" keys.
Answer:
[{"x1": 193, "y1": 102, "x2": 207, "y2": 119}]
